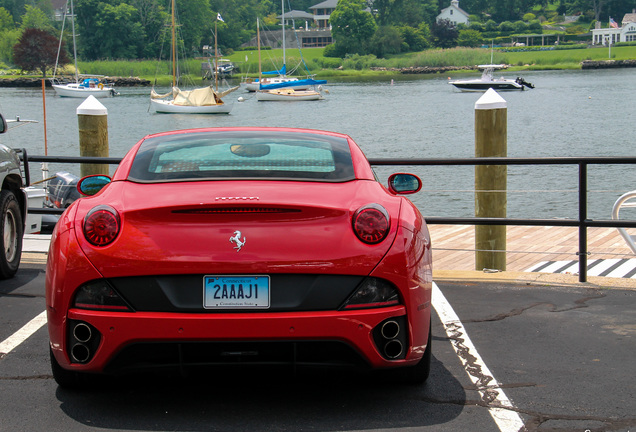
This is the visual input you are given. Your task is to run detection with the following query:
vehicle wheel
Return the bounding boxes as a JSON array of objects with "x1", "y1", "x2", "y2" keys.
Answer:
[
  {"x1": 49, "y1": 348, "x2": 91, "y2": 389},
  {"x1": 0, "y1": 190, "x2": 23, "y2": 279}
]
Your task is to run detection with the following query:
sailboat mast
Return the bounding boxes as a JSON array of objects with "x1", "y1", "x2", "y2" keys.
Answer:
[
  {"x1": 257, "y1": 18, "x2": 262, "y2": 81},
  {"x1": 214, "y1": 20, "x2": 218, "y2": 91},
  {"x1": 70, "y1": 0, "x2": 78, "y2": 82},
  {"x1": 171, "y1": 0, "x2": 176, "y2": 88},
  {"x1": 281, "y1": 0, "x2": 285, "y2": 68}
]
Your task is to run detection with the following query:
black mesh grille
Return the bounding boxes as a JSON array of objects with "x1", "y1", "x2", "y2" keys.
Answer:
[{"x1": 104, "y1": 341, "x2": 368, "y2": 375}]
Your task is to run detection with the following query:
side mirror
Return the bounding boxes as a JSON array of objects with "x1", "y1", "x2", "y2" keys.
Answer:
[
  {"x1": 388, "y1": 173, "x2": 422, "y2": 195},
  {"x1": 77, "y1": 175, "x2": 111, "y2": 196},
  {"x1": 0, "y1": 113, "x2": 7, "y2": 134}
]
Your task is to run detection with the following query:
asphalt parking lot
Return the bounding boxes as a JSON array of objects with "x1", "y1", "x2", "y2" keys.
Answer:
[{"x1": 1, "y1": 260, "x2": 635, "y2": 432}]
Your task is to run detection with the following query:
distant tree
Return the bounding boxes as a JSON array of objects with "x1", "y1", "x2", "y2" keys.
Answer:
[
  {"x1": 0, "y1": 28, "x2": 19, "y2": 62},
  {"x1": 330, "y1": 0, "x2": 377, "y2": 56},
  {"x1": 498, "y1": 21, "x2": 515, "y2": 33},
  {"x1": 523, "y1": 13, "x2": 536, "y2": 21},
  {"x1": 370, "y1": 25, "x2": 403, "y2": 58},
  {"x1": 13, "y1": 27, "x2": 68, "y2": 77},
  {"x1": 457, "y1": 28, "x2": 482, "y2": 47},
  {"x1": 399, "y1": 25, "x2": 431, "y2": 51},
  {"x1": 432, "y1": 19, "x2": 458, "y2": 48},
  {"x1": 0, "y1": 6, "x2": 13, "y2": 30},
  {"x1": 513, "y1": 20, "x2": 527, "y2": 33},
  {"x1": 417, "y1": 22, "x2": 432, "y2": 45},
  {"x1": 469, "y1": 21, "x2": 485, "y2": 32},
  {"x1": 373, "y1": 0, "x2": 428, "y2": 27},
  {"x1": 75, "y1": 0, "x2": 145, "y2": 60},
  {"x1": 19, "y1": 5, "x2": 52, "y2": 32},
  {"x1": 484, "y1": 19, "x2": 498, "y2": 32},
  {"x1": 528, "y1": 20, "x2": 543, "y2": 33}
]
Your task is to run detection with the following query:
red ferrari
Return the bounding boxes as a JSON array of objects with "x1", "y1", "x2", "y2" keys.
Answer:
[{"x1": 46, "y1": 127, "x2": 433, "y2": 388}]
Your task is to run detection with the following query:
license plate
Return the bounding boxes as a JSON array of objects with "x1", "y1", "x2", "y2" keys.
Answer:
[{"x1": 203, "y1": 275, "x2": 270, "y2": 309}]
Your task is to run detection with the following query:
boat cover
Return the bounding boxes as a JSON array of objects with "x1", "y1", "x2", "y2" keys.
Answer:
[
  {"x1": 151, "y1": 85, "x2": 239, "y2": 106},
  {"x1": 262, "y1": 64, "x2": 286, "y2": 75}
]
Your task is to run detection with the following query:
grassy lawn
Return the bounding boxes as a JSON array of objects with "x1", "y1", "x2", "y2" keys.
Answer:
[{"x1": 2, "y1": 45, "x2": 635, "y2": 82}]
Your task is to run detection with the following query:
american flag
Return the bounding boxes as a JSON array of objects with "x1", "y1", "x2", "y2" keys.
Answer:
[{"x1": 609, "y1": 17, "x2": 618, "y2": 28}]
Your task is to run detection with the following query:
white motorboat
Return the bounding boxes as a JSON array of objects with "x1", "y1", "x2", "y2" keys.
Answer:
[{"x1": 449, "y1": 64, "x2": 534, "y2": 92}]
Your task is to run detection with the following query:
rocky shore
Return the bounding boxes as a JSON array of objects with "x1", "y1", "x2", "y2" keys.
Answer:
[
  {"x1": 371, "y1": 65, "x2": 474, "y2": 74},
  {"x1": 581, "y1": 59, "x2": 636, "y2": 69},
  {"x1": 0, "y1": 76, "x2": 151, "y2": 87}
]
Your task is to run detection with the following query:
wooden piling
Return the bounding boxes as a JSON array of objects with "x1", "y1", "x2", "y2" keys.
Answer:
[
  {"x1": 475, "y1": 89, "x2": 507, "y2": 271},
  {"x1": 77, "y1": 96, "x2": 109, "y2": 177}
]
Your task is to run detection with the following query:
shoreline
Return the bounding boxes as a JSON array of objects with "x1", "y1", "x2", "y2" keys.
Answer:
[
  {"x1": 1, "y1": 59, "x2": 634, "y2": 87},
  {"x1": 0, "y1": 76, "x2": 151, "y2": 87}
]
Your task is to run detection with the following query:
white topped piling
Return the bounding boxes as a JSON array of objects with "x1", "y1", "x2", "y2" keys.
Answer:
[
  {"x1": 77, "y1": 96, "x2": 109, "y2": 177},
  {"x1": 475, "y1": 88, "x2": 507, "y2": 271}
]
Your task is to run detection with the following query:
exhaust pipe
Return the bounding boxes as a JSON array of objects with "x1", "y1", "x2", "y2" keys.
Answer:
[
  {"x1": 384, "y1": 339, "x2": 403, "y2": 359},
  {"x1": 73, "y1": 323, "x2": 92, "y2": 343},
  {"x1": 71, "y1": 344, "x2": 91, "y2": 363},
  {"x1": 381, "y1": 320, "x2": 400, "y2": 340}
]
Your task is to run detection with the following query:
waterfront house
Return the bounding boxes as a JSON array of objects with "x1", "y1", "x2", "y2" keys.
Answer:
[
  {"x1": 309, "y1": 0, "x2": 338, "y2": 30},
  {"x1": 591, "y1": 11, "x2": 636, "y2": 45},
  {"x1": 436, "y1": 0, "x2": 470, "y2": 27}
]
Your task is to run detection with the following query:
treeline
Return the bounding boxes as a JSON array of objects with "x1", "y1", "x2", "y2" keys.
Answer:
[{"x1": 1, "y1": 0, "x2": 635, "y2": 66}]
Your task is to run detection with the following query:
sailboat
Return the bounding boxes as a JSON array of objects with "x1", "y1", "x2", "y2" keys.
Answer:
[
  {"x1": 150, "y1": 1, "x2": 239, "y2": 114},
  {"x1": 50, "y1": 0, "x2": 117, "y2": 98},
  {"x1": 255, "y1": 0, "x2": 326, "y2": 102}
]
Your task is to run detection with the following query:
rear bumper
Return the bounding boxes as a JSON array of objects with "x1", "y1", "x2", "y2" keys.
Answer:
[{"x1": 50, "y1": 305, "x2": 431, "y2": 374}]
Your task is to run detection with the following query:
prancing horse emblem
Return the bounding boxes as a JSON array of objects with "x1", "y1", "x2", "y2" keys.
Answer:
[{"x1": 229, "y1": 230, "x2": 246, "y2": 252}]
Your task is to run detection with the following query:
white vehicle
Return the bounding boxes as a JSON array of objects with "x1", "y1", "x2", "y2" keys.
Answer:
[{"x1": 0, "y1": 113, "x2": 27, "y2": 278}]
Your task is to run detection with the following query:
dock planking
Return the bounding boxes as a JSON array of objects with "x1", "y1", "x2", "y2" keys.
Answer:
[{"x1": 428, "y1": 224, "x2": 636, "y2": 275}]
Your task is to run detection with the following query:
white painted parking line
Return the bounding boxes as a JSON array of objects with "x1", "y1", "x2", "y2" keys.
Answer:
[
  {"x1": 0, "y1": 310, "x2": 47, "y2": 360},
  {"x1": 432, "y1": 282, "x2": 525, "y2": 432},
  {"x1": 526, "y1": 258, "x2": 636, "y2": 278}
]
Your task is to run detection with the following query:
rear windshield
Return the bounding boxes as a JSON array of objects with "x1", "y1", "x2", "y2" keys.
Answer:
[{"x1": 128, "y1": 130, "x2": 355, "y2": 182}]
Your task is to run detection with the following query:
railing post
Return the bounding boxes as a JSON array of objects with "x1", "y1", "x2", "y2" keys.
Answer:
[
  {"x1": 475, "y1": 89, "x2": 507, "y2": 271},
  {"x1": 579, "y1": 163, "x2": 588, "y2": 282},
  {"x1": 77, "y1": 96, "x2": 109, "y2": 177}
]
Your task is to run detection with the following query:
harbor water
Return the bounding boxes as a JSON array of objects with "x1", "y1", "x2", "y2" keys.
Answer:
[{"x1": 0, "y1": 67, "x2": 634, "y2": 220}]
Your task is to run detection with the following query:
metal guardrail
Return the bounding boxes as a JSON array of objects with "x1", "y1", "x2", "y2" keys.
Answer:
[{"x1": 21, "y1": 153, "x2": 636, "y2": 283}]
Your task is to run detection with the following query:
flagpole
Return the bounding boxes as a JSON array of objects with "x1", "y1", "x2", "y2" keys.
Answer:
[{"x1": 215, "y1": 20, "x2": 218, "y2": 91}]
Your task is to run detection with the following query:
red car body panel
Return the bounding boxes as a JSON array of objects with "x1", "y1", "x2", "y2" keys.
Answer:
[
  {"x1": 72, "y1": 180, "x2": 402, "y2": 277},
  {"x1": 46, "y1": 127, "x2": 432, "y2": 378}
]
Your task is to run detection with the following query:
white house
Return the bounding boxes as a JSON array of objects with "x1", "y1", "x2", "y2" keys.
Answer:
[
  {"x1": 436, "y1": 0, "x2": 470, "y2": 27},
  {"x1": 592, "y1": 12, "x2": 636, "y2": 45}
]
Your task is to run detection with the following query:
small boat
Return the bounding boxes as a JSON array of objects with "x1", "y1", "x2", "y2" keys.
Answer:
[
  {"x1": 51, "y1": 77, "x2": 118, "y2": 98},
  {"x1": 449, "y1": 64, "x2": 534, "y2": 92},
  {"x1": 50, "y1": 0, "x2": 118, "y2": 98},
  {"x1": 256, "y1": 79, "x2": 325, "y2": 101},
  {"x1": 253, "y1": 4, "x2": 326, "y2": 102},
  {"x1": 149, "y1": 1, "x2": 238, "y2": 114}
]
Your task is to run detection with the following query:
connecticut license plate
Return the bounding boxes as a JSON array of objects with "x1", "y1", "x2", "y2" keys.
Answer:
[{"x1": 203, "y1": 275, "x2": 270, "y2": 309}]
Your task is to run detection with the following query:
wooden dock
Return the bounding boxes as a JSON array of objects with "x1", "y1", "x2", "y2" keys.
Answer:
[{"x1": 429, "y1": 224, "x2": 636, "y2": 273}]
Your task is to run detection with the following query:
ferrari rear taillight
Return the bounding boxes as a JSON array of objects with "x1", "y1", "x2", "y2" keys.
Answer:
[
  {"x1": 83, "y1": 205, "x2": 120, "y2": 246},
  {"x1": 73, "y1": 280, "x2": 132, "y2": 311},
  {"x1": 341, "y1": 277, "x2": 400, "y2": 310},
  {"x1": 352, "y1": 204, "x2": 390, "y2": 244}
]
